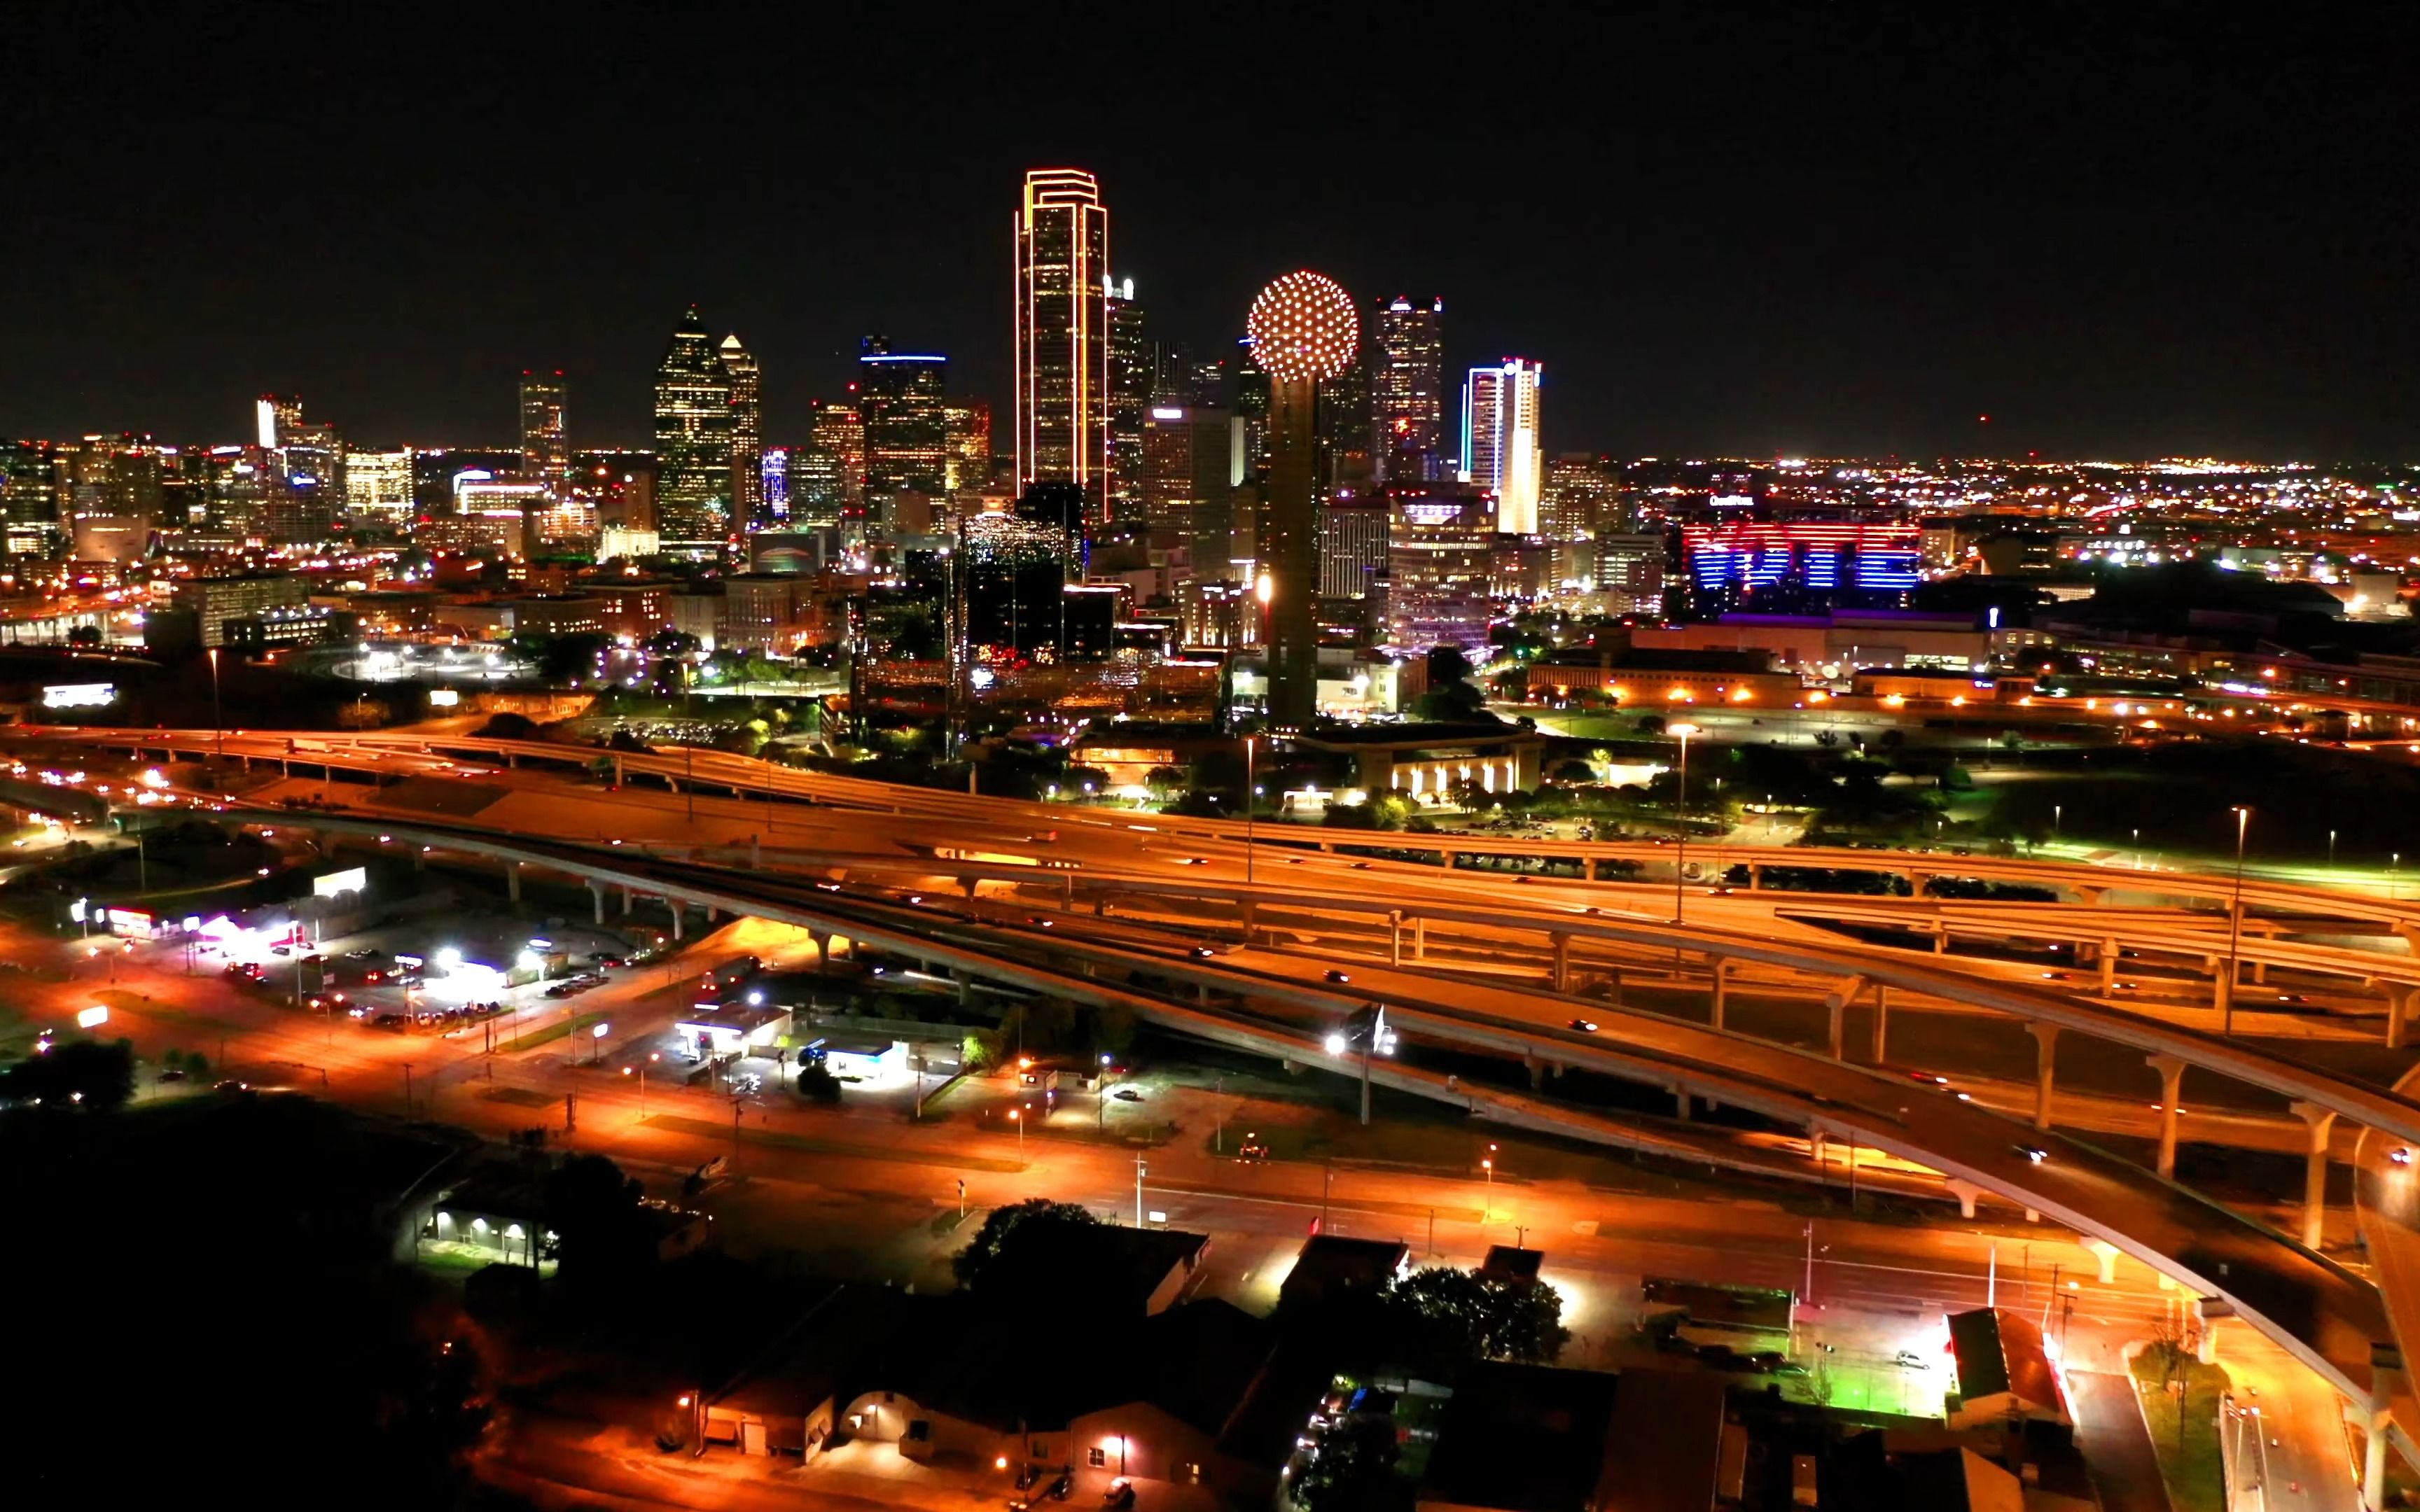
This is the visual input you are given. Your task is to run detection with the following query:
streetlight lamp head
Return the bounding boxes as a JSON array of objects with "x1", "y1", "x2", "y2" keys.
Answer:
[
  {"x1": 1246, "y1": 271, "x2": 1358, "y2": 384},
  {"x1": 1669, "y1": 723, "x2": 1702, "y2": 738}
]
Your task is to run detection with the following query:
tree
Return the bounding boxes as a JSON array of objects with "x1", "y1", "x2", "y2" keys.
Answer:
[
  {"x1": 1293, "y1": 1416, "x2": 1408, "y2": 1512},
  {"x1": 335, "y1": 697, "x2": 391, "y2": 730},
  {"x1": 1, "y1": 1037, "x2": 137, "y2": 1110},
  {"x1": 1806, "y1": 1358, "x2": 1837, "y2": 1406},
  {"x1": 541, "y1": 1152, "x2": 657, "y2": 1281},
  {"x1": 796, "y1": 1063, "x2": 842, "y2": 1104},
  {"x1": 1636, "y1": 713, "x2": 1666, "y2": 735},
  {"x1": 475, "y1": 711, "x2": 541, "y2": 741},
  {"x1": 1370, "y1": 1266, "x2": 1571, "y2": 1370},
  {"x1": 1551, "y1": 758, "x2": 1597, "y2": 785},
  {"x1": 953, "y1": 1198, "x2": 1098, "y2": 1289},
  {"x1": 1426, "y1": 645, "x2": 1475, "y2": 686}
]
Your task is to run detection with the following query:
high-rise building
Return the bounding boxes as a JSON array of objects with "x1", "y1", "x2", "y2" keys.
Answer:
[
  {"x1": 344, "y1": 449, "x2": 415, "y2": 519},
  {"x1": 518, "y1": 371, "x2": 569, "y2": 482},
  {"x1": 798, "y1": 399, "x2": 864, "y2": 528},
  {"x1": 858, "y1": 337, "x2": 949, "y2": 514},
  {"x1": 256, "y1": 395, "x2": 302, "y2": 449},
  {"x1": 1371, "y1": 297, "x2": 1445, "y2": 484},
  {"x1": 1463, "y1": 358, "x2": 1544, "y2": 535},
  {"x1": 1542, "y1": 452, "x2": 1624, "y2": 542},
  {"x1": 653, "y1": 305, "x2": 733, "y2": 548},
  {"x1": 1106, "y1": 276, "x2": 1150, "y2": 523},
  {"x1": 944, "y1": 399, "x2": 993, "y2": 496},
  {"x1": 964, "y1": 509, "x2": 1073, "y2": 662},
  {"x1": 761, "y1": 447, "x2": 791, "y2": 523},
  {"x1": 1140, "y1": 404, "x2": 1235, "y2": 575},
  {"x1": 1316, "y1": 356, "x2": 1371, "y2": 491},
  {"x1": 1386, "y1": 484, "x2": 1496, "y2": 654},
  {"x1": 0, "y1": 441, "x2": 62, "y2": 556},
  {"x1": 1318, "y1": 493, "x2": 1389, "y2": 598},
  {"x1": 1013, "y1": 168, "x2": 1111, "y2": 521},
  {"x1": 719, "y1": 334, "x2": 764, "y2": 525}
]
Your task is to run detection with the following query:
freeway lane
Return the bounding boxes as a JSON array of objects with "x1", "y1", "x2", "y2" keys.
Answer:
[{"x1": 188, "y1": 808, "x2": 2405, "y2": 1419}]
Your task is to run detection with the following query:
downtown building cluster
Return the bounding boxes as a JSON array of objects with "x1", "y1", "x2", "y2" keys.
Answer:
[{"x1": 11, "y1": 166, "x2": 2420, "y2": 734}]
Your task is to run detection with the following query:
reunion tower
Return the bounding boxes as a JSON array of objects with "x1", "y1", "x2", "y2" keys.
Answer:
[{"x1": 1246, "y1": 270, "x2": 1358, "y2": 730}]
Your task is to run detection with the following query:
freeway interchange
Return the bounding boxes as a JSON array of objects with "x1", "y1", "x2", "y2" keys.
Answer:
[{"x1": 34, "y1": 723, "x2": 2420, "y2": 1494}]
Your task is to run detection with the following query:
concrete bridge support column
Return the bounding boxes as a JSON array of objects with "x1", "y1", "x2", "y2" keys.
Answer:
[
  {"x1": 506, "y1": 862, "x2": 522, "y2": 905},
  {"x1": 2383, "y1": 984, "x2": 2417, "y2": 1049},
  {"x1": 2099, "y1": 939, "x2": 2118, "y2": 994},
  {"x1": 808, "y1": 930, "x2": 829, "y2": 969},
  {"x1": 1237, "y1": 899, "x2": 1255, "y2": 941},
  {"x1": 1709, "y1": 959, "x2": 1731, "y2": 1030},
  {"x1": 1809, "y1": 1127, "x2": 1826, "y2": 1168},
  {"x1": 1746, "y1": 862, "x2": 1762, "y2": 891},
  {"x1": 2290, "y1": 1100, "x2": 2337, "y2": 1252},
  {"x1": 590, "y1": 883, "x2": 606, "y2": 927},
  {"x1": 1389, "y1": 911, "x2": 1404, "y2": 967},
  {"x1": 1672, "y1": 1083, "x2": 1690, "y2": 1119},
  {"x1": 1872, "y1": 986, "x2": 1892, "y2": 1063},
  {"x1": 1828, "y1": 995, "x2": 1846, "y2": 1061},
  {"x1": 1550, "y1": 932, "x2": 1571, "y2": 994},
  {"x1": 2358, "y1": 1347, "x2": 2409, "y2": 1512},
  {"x1": 1414, "y1": 918, "x2": 1427, "y2": 962},
  {"x1": 620, "y1": 886, "x2": 634, "y2": 916},
  {"x1": 2024, "y1": 1022, "x2": 2060, "y2": 1130},
  {"x1": 2146, "y1": 1054, "x2": 2187, "y2": 1180},
  {"x1": 1524, "y1": 1051, "x2": 1543, "y2": 1090},
  {"x1": 670, "y1": 904, "x2": 684, "y2": 941},
  {"x1": 1945, "y1": 1178, "x2": 1982, "y2": 1219},
  {"x1": 1933, "y1": 923, "x2": 1949, "y2": 955},
  {"x1": 2209, "y1": 955, "x2": 2236, "y2": 1021},
  {"x1": 2085, "y1": 1238, "x2": 2120, "y2": 1284}
]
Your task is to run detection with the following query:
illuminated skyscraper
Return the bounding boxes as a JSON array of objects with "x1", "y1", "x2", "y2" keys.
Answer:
[
  {"x1": 944, "y1": 398, "x2": 993, "y2": 495},
  {"x1": 798, "y1": 398, "x2": 864, "y2": 528},
  {"x1": 1141, "y1": 404, "x2": 1235, "y2": 575},
  {"x1": 1371, "y1": 297, "x2": 1444, "y2": 483},
  {"x1": 653, "y1": 305, "x2": 733, "y2": 548},
  {"x1": 719, "y1": 335, "x2": 763, "y2": 526},
  {"x1": 518, "y1": 371, "x2": 569, "y2": 482},
  {"x1": 1462, "y1": 358, "x2": 1543, "y2": 535},
  {"x1": 760, "y1": 447, "x2": 790, "y2": 522},
  {"x1": 1106, "y1": 276, "x2": 1149, "y2": 522},
  {"x1": 256, "y1": 395, "x2": 301, "y2": 449},
  {"x1": 858, "y1": 337, "x2": 949, "y2": 513},
  {"x1": 1013, "y1": 168, "x2": 1110, "y2": 522}
]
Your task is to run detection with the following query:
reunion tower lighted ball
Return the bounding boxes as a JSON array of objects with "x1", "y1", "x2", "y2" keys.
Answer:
[{"x1": 1246, "y1": 271, "x2": 1359, "y2": 383}]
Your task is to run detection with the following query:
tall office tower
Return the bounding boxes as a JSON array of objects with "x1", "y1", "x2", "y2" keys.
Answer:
[
  {"x1": 1318, "y1": 494, "x2": 1389, "y2": 598},
  {"x1": 0, "y1": 441, "x2": 62, "y2": 556},
  {"x1": 761, "y1": 447, "x2": 791, "y2": 523},
  {"x1": 858, "y1": 337, "x2": 950, "y2": 518},
  {"x1": 1013, "y1": 168, "x2": 1111, "y2": 522},
  {"x1": 1385, "y1": 484, "x2": 1496, "y2": 654},
  {"x1": 1245, "y1": 270, "x2": 1358, "y2": 729},
  {"x1": 965, "y1": 509, "x2": 1075, "y2": 662},
  {"x1": 943, "y1": 399, "x2": 993, "y2": 495},
  {"x1": 1315, "y1": 355, "x2": 1371, "y2": 490},
  {"x1": 256, "y1": 394, "x2": 302, "y2": 449},
  {"x1": 1541, "y1": 452, "x2": 1626, "y2": 570},
  {"x1": 518, "y1": 371, "x2": 569, "y2": 482},
  {"x1": 1105, "y1": 276, "x2": 1150, "y2": 522},
  {"x1": 653, "y1": 305, "x2": 734, "y2": 548},
  {"x1": 344, "y1": 449, "x2": 415, "y2": 519},
  {"x1": 1232, "y1": 337, "x2": 1272, "y2": 486},
  {"x1": 1141, "y1": 404, "x2": 1235, "y2": 575},
  {"x1": 718, "y1": 335, "x2": 764, "y2": 525},
  {"x1": 798, "y1": 398, "x2": 865, "y2": 528},
  {"x1": 1371, "y1": 297, "x2": 1445, "y2": 483},
  {"x1": 1462, "y1": 358, "x2": 1544, "y2": 535}
]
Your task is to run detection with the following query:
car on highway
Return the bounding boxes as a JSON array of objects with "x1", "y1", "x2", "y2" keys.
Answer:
[
  {"x1": 1906, "y1": 1070, "x2": 1949, "y2": 1086},
  {"x1": 1113, "y1": 1086, "x2": 1143, "y2": 1102},
  {"x1": 1569, "y1": 1018, "x2": 1599, "y2": 1033},
  {"x1": 1325, "y1": 969, "x2": 1351, "y2": 983},
  {"x1": 1236, "y1": 1139, "x2": 1270, "y2": 1162},
  {"x1": 1191, "y1": 946, "x2": 1216, "y2": 959},
  {"x1": 2014, "y1": 1144, "x2": 2050, "y2": 1163},
  {"x1": 1894, "y1": 1350, "x2": 1932, "y2": 1369},
  {"x1": 2393, "y1": 1147, "x2": 2413, "y2": 1166}
]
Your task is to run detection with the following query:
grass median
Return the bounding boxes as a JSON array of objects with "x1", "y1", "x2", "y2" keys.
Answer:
[{"x1": 2131, "y1": 1352, "x2": 2228, "y2": 1512}]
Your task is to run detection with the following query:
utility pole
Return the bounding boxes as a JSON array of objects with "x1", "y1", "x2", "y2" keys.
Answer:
[
  {"x1": 2225, "y1": 806, "x2": 2251, "y2": 1035},
  {"x1": 1134, "y1": 1156, "x2": 1146, "y2": 1227}
]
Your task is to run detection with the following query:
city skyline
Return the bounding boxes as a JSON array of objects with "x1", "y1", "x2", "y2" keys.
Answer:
[{"x1": 5, "y1": 9, "x2": 2413, "y2": 460}]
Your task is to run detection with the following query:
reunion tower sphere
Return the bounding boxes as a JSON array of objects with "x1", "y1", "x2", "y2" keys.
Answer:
[{"x1": 1246, "y1": 270, "x2": 1359, "y2": 384}]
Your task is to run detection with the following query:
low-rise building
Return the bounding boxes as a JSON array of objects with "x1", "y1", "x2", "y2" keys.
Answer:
[
  {"x1": 1945, "y1": 1307, "x2": 2068, "y2": 1432},
  {"x1": 1417, "y1": 1362, "x2": 1726, "y2": 1512},
  {"x1": 1277, "y1": 1234, "x2": 1411, "y2": 1311},
  {"x1": 1292, "y1": 723, "x2": 1546, "y2": 802}
]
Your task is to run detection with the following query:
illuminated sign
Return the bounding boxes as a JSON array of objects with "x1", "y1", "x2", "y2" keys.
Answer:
[
  {"x1": 427, "y1": 689, "x2": 460, "y2": 708},
  {"x1": 1709, "y1": 493, "x2": 1755, "y2": 508},
  {"x1": 312, "y1": 867, "x2": 368, "y2": 899},
  {"x1": 42, "y1": 684, "x2": 116, "y2": 708},
  {"x1": 1150, "y1": 407, "x2": 1185, "y2": 421},
  {"x1": 76, "y1": 1005, "x2": 109, "y2": 1029}
]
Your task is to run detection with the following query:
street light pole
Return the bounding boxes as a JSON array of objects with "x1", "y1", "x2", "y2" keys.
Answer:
[
  {"x1": 207, "y1": 647, "x2": 223, "y2": 764},
  {"x1": 1134, "y1": 1155, "x2": 1146, "y2": 1227},
  {"x1": 1244, "y1": 736, "x2": 1256, "y2": 890},
  {"x1": 1670, "y1": 724, "x2": 1700, "y2": 926},
  {"x1": 2225, "y1": 806, "x2": 2250, "y2": 1035}
]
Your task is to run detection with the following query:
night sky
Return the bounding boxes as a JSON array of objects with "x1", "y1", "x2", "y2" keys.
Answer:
[{"x1": 6, "y1": 6, "x2": 2414, "y2": 460}]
